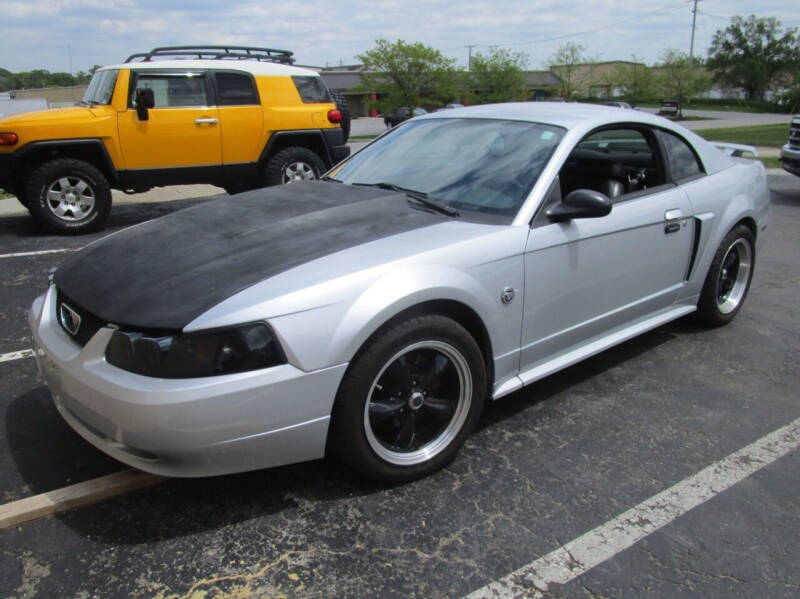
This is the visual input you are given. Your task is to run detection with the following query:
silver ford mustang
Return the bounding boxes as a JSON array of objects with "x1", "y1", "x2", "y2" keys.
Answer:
[{"x1": 29, "y1": 103, "x2": 770, "y2": 482}]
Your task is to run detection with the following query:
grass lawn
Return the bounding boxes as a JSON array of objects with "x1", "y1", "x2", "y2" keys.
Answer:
[
  {"x1": 758, "y1": 156, "x2": 782, "y2": 169},
  {"x1": 0, "y1": 190, "x2": 13, "y2": 199},
  {"x1": 694, "y1": 124, "x2": 789, "y2": 147}
]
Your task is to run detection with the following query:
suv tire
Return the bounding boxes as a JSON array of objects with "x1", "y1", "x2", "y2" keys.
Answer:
[
  {"x1": 263, "y1": 147, "x2": 325, "y2": 186},
  {"x1": 329, "y1": 90, "x2": 351, "y2": 142},
  {"x1": 26, "y1": 158, "x2": 111, "y2": 235}
]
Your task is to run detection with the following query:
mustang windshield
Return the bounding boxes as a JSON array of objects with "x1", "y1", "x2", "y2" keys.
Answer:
[
  {"x1": 331, "y1": 118, "x2": 565, "y2": 218},
  {"x1": 81, "y1": 69, "x2": 118, "y2": 106}
]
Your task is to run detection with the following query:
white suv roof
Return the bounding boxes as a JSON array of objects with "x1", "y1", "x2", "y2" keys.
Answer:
[{"x1": 100, "y1": 60, "x2": 319, "y2": 77}]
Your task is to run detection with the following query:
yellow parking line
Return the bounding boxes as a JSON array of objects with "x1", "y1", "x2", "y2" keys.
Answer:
[{"x1": 0, "y1": 470, "x2": 165, "y2": 531}]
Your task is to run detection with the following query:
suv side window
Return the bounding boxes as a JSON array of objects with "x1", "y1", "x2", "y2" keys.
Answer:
[
  {"x1": 659, "y1": 130, "x2": 704, "y2": 182},
  {"x1": 215, "y1": 72, "x2": 259, "y2": 105},
  {"x1": 130, "y1": 72, "x2": 209, "y2": 108},
  {"x1": 291, "y1": 76, "x2": 331, "y2": 103}
]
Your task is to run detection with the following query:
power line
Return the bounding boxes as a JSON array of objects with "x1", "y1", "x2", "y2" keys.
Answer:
[{"x1": 450, "y1": 1, "x2": 687, "y2": 51}]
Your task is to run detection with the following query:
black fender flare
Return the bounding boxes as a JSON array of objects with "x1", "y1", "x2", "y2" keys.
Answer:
[
  {"x1": 259, "y1": 129, "x2": 346, "y2": 168},
  {"x1": 15, "y1": 139, "x2": 118, "y2": 184}
]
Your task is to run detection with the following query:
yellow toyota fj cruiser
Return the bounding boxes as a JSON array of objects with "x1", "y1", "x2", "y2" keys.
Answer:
[{"x1": 0, "y1": 46, "x2": 350, "y2": 234}]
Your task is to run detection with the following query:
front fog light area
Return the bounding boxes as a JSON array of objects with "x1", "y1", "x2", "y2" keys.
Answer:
[{"x1": 105, "y1": 323, "x2": 285, "y2": 378}]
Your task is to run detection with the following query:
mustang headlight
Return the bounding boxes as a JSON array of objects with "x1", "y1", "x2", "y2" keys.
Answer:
[{"x1": 105, "y1": 323, "x2": 285, "y2": 378}]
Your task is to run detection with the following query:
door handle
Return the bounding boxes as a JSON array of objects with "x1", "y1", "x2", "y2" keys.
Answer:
[
  {"x1": 665, "y1": 209, "x2": 683, "y2": 221},
  {"x1": 194, "y1": 117, "x2": 218, "y2": 125}
]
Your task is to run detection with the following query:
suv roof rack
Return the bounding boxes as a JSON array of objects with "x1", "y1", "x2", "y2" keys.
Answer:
[{"x1": 125, "y1": 45, "x2": 295, "y2": 65}]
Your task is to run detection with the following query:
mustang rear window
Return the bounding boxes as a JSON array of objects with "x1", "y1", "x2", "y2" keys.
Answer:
[{"x1": 292, "y1": 76, "x2": 332, "y2": 103}]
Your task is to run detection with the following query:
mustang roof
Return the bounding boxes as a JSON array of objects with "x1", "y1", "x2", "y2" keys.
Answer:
[{"x1": 421, "y1": 102, "x2": 732, "y2": 175}]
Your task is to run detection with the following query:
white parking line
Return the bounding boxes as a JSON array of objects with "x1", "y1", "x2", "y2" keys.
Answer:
[
  {"x1": 464, "y1": 417, "x2": 800, "y2": 599},
  {"x1": 0, "y1": 470, "x2": 165, "y2": 531},
  {"x1": 0, "y1": 248, "x2": 75, "y2": 259},
  {"x1": 0, "y1": 349, "x2": 34, "y2": 364}
]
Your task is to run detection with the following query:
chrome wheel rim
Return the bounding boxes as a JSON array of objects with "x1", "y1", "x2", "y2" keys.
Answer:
[
  {"x1": 716, "y1": 238, "x2": 752, "y2": 314},
  {"x1": 363, "y1": 340, "x2": 472, "y2": 466},
  {"x1": 45, "y1": 176, "x2": 96, "y2": 221},
  {"x1": 282, "y1": 161, "x2": 317, "y2": 184}
]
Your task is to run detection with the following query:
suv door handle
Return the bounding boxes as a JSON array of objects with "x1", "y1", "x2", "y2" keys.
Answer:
[
  {"x1": 665, "y1": 209, "x2": 683, "y2": 221},
  {"x1": 194, "y1": 117, "x2": 218, "y2": 125}
]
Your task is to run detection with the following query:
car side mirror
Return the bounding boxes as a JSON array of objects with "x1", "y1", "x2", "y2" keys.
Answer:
[
  {"x1": 546, "y1": 189, "x2": 612, "y2": 222},
  {"x1": 135, "y1": 88, "x2": 155, "y2": 121}
]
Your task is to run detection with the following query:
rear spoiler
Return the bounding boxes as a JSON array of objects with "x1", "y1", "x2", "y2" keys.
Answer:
[{"x1": 711, "y1": 142, "x2": 758, "y2": 157}]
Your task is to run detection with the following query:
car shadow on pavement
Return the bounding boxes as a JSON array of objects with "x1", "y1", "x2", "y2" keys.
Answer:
[
  {"x1": 7, "y1": 322, "x2": 680, "y2": 544},
  {"x1": 6, "y1": 387, "x2": 386, "y2": 543},
  {"x1": 4, "y1": 387, "x2": 126, "y2": 500},
  {"x1": 478, "y1": 324, "x2": 680, "y2": 431},
  {"x1": 0, "y1": 197, "x2": 215, "y2": 241}
]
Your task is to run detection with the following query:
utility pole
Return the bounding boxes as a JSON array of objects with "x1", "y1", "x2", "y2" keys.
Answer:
[
  {"x1": 689, "y1": 0, "x2": 702, "y2": 61},
  {"x1": 466, "y1": 45, "x2": 476, "y2": 71}
]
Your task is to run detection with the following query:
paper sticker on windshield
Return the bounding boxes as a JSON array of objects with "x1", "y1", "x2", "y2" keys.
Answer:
[{"x1": 541, "y1": 131, "x2": 555, "y2": 140}]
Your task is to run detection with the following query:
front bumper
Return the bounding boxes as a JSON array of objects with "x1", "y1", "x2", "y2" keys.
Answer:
[
  {"x1": 0, "y1": 152, "x2": 18, "y2": 192},
  {"x1": 29, "y1": 285, "x2": 348, "y2": 477},
  {"x1": 780, "y1": 144, "x2": 800, "y2": 177}
]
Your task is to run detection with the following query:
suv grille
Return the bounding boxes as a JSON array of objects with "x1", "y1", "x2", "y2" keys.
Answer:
[
  {"x1": 56, "y1": 290, "x2": 106, "y2": 346},
  {"x1": 790, "y1": 118, "x2": 800, "y2": 150}
]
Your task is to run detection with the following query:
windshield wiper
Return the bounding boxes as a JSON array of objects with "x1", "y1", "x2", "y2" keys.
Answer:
[{"x1": 351, "y1": 182, "x2": 459, "y2": 217}]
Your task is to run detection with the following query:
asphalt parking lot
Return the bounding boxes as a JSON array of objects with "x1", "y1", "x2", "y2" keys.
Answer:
[{"x1": 0, "y1": 171, "x2": 798, "y2": 598}]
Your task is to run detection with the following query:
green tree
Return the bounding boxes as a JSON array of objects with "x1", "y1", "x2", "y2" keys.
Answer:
[
  {"x1": 468, "y1": 47, "x2": 528, "y2": 104},
  {"x1": 658, "y1": 49, "x2": 710, "y2": 116},
  {"x1": 708, "y1": 15, "x2": 800, "y2": 102},
  {"x1": 610, "y1": 57, "x2": 656, "y2": 107},
  {"x1": 358, "y1": 40, "x2": 458, "y2": 112},
  {"x1": 548, "y1": 42, "x2": 596, "y2": 100}
]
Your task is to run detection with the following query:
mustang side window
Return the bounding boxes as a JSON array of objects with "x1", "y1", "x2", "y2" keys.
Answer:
[
  {"x1": 560, "y1": 128, "x2": 661, "y2": 201},
  {"x1": 660, "y1": 130, "x2": 704, "y2": 182}
]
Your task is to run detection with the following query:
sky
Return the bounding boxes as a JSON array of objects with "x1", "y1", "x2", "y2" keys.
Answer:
[{"x1": 1, "y1": 0, "x2": 799, "y2": 74}]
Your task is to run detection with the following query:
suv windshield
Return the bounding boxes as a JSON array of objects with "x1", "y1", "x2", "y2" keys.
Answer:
[
  {"x1": 330, "y1": 118, "x2": 564, "y2": 219},
  {"x1": 81, "y1": 69, "x2": 118, "y2": 105}
]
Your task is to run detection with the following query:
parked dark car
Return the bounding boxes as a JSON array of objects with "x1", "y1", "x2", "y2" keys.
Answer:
[{"x1": 384, "y1": 107, "x2": 428, "y2": 128}]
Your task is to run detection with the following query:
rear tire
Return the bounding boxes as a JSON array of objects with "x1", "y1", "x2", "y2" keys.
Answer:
[
  {"x1": 694, "y1": 225, "x2": 755, "y2": 326},
  {"x1": 329, "y1": 89, "x2": 351, "y2": 142},
  {"x1": 262, "y1": 147, "x2": 325, "y2": 186},
  {"x1": 25, "y1": 158, "x2": 111, "y2": 235},
  {"x1": 328, "y1": 314, "x2": 486, "y2": 483}
]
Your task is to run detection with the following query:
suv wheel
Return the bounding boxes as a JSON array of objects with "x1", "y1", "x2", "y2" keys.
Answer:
[
  {"x1": 25, "y1": 158, "x2": 111, "y2": 235},
  {"x1": 263, "y1": 147, "x2": 326, "y2": 186}
]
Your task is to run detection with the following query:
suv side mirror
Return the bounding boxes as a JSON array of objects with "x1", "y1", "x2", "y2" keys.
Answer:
[
  {"x1": 135, "y1": 88, "x2": 155, "y2": 121},
  {"x1": 546, "y1": 189, "x2": 612, "y2": 222}
]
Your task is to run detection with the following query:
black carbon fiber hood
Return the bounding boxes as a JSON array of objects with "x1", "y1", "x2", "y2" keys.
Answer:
[{"x1": 54, "y1": 182, "x2": 444, "y2": 330}]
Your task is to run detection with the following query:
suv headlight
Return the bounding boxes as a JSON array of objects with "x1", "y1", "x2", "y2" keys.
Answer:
[{"x1": 105, "y1": 323, "x2": 285, "y2": 378}]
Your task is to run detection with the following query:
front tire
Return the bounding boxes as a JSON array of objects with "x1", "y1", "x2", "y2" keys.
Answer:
[
  {"x1": 329, "y1": 314, "x2": 486, "y2": 483},
  {"x1": 695, "y1": 225, "x2": 755, "y2": 326},
  {"x1": 25, "y1": 158, "x2": 111, "y2": 234},
  {"x1": 262, "y1": 147, "x2": 325, "y2": 186}
]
